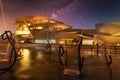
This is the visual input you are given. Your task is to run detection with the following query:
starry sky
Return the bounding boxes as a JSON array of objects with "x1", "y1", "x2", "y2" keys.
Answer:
[{"x1": 0, "y1": 0, "x2": 120, "y2": 33}]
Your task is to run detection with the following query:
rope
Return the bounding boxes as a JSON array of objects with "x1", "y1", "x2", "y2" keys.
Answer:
[
  {"x1": 0, "y1": 31, "x2": 17, "y2": 71},
  {"x1": 58, "y1": 45, "x2": 68, "y2": 65}
]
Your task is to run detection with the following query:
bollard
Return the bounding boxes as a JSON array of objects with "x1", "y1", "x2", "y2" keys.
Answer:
[
  {"x1": 91, "y1": 46, "x2": 93, "y2": 56},
  {"x1": 104, "y1": 54, "x2": 112, "y2": 66},
  {"x1": 103, "y1": 45, "x2": 113, "y2": 79},
  {"x1": 104, "y1": 46, "x2": 112, "y2": 66},
  {"x1": 46, "y1": 40, "x2": 52, "y2": 61},
  {"x1": 96, "y1": 43, "x2": 99, "y2": 57},
  {"x1": 58, "y1": 45, "x2": 68, "y2": 65},
  {"x1": 78, "y1": 37, "x2": 84, "y2": 74}
]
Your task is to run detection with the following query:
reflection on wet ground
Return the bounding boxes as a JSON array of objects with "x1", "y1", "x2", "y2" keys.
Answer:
[{"x1": 0, "y1": 46, "x2": 120, "y2": 80}]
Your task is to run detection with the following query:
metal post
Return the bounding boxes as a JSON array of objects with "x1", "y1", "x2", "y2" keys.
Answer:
[{"x1": 78, "y1": 37, "x2": 84, "y2": 75}]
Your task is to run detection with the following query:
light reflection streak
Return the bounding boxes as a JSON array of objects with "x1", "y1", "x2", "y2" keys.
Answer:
[
  {"x1": 36, "y1": 51, "x2": 43, "y2": 60},
  {"x1": 20, "y1": 48, "x2": 30, "y2": 71}
]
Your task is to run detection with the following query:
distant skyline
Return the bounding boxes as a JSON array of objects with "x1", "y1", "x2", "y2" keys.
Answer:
[{"x1": 0, "y1": 0, "x2": 120, "y2": 33}]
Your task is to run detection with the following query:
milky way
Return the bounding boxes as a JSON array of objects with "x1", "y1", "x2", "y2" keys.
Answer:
[{"x1": 0, "y1": 0, "x2": 120, "y2": 33}]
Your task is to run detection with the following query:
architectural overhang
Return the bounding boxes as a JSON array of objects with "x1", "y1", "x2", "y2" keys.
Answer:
[
  {"x1": 94, "y1": 34, "x2": 120, "y2": 44},
  {"x1": 14, "y1": 16, "x2": 72, "y2": 30}
]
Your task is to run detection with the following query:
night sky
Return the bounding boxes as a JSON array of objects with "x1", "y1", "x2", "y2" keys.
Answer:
[{"x1": 0, "y1": 0, "x2": 120, "y2": 33}]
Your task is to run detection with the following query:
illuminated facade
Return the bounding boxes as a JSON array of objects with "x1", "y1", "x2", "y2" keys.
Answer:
[
  {"x1": 15, "y1": 16, "x2": 120, "y2": 45},
  {"x1": 95, "y1": 22, "x2": 120, "y2": 45},
  {"x1": 14, "y1": 16, "x2": 73, "y2": 44},
  {"x1": 14, "y1": 16, "x2": 95, "y2": 45}
]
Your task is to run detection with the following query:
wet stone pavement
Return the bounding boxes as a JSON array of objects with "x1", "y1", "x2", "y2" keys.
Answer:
[{"x1": 0, "y1": 47, "x2": 120, "y2": 80}]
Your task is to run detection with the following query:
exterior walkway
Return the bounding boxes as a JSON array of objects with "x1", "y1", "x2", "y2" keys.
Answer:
[{"x1": 0, "y1": 46, "x2": 120, "y2": 80}]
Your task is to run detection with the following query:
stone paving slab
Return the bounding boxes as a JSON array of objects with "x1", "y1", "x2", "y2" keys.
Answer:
[{"x1": 0, "y1": 47, "x2": 119, "y2": 80}]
